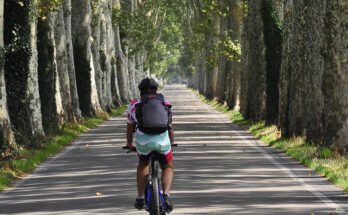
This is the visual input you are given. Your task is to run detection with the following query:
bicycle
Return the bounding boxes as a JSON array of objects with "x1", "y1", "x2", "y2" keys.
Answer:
[{"x1": 123, "y1": 145, "x2": 177, "y2": 215}]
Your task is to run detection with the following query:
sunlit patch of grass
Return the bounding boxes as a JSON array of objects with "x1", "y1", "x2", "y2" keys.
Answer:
[
  {"x1": 0, "y1": 170, "x2": 13, "y2": 190},
  {"x1": 0, "y1": 105, "x2": 127, "y2": 192},
  {"x1": 110, "y1": 104, "x2": 128, "y2": 117},
  {"x1": 193, "y1": 89, "x2": 348, "y2": 192}
]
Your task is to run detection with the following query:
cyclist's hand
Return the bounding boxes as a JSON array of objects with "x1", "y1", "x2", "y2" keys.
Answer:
[{"x1": 126, "y1": 142, "x2": 135, "y2": 150}]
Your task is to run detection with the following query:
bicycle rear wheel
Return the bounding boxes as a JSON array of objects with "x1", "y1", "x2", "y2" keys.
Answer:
[{"x1": 149, "y1": 177, "x2": 161, "y2": 215}]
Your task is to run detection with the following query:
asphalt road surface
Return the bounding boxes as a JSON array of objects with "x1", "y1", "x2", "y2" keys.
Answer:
[{"x1": 1, "y1": 85, "x2": 348, "y2": 215}]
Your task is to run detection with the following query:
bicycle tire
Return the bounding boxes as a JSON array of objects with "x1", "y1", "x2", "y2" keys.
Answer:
[{"x1": 149, "y1": 177, "x2": 161, "y2": 215}]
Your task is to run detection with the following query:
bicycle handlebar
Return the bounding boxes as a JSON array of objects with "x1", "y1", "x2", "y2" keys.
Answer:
[{"x1": 122, "y1": 144, "x2": 178, "y2": 152}]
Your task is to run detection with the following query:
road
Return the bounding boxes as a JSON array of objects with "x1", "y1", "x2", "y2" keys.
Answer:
[{"x1": 1, "y1": 85, "x2": 348, "y2": 214}]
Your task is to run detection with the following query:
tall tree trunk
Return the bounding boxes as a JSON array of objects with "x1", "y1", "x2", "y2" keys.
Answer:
[
  {"x1": 63, "y1": 0, "x2": 82, "y2": 122},
  {"x1": 203, "y1": 17, "x2": 219, "y2": 100},
  {"x1": 55, "y1": 7, "x2": 76, "y2": 122},
  {"x1": 101, "y1": 1, "x2": 114, "y2": 111},
  {"x1": 301, "y1": 0, "x2": 326, "y2": 143},
  {"x1": 91, "y1": 1, "x2": 106, "y2": 111},
  {"x1": 226, "y1": 0, "x2": 242, "y2": 111},
  {"x1": 278, "y1": 0, "x2": 294, "y2": 136},
  {"x1": 262, "y1": 0, "x2": 283, "y2": 125},
  {"x1": 0, "y1": 1, "x2": 15, "y2": 152},
  {"x1": 128, "y1": 55, "x2": 138, "y2": 97},
  {"x1": 198, "y1": 52, "x2": 205, "y2": 95},
  {"x1": 279, "y1": 0, "x2": 312, "y2": 137},
  {"x1": 240, "y1": 0, "x2": 267, "y2": 121},
  {"x1": 4, "y1": 0, "x2": 44, "y2": 146},
  {"x1": 113, "y1": 12, "x2": 131, "y2": 103},
  {"x1": 38, "y1": 12, "x2": 64, "y2": 135},
  {"x1": 108, "y1": 1, "x2": 122, "y2": 106},
  {"x1": 135, "y1": 51, "x2": 145, "y2": 83},
  {"x1": 112, "y1": 0, "x2": 132, "y2": 103},
  {"x1": 216, "y1": 2, "x2": 228, "y2": 103},
  {"x1": 114, "y1": 24, "x2": 131, "y2": 103},
  {"x1": 71, "y1": 0, "x2": 101, "y2": 116},
  {"x1": 322, "y1": 0, "x2": 348, "y2": 152}
]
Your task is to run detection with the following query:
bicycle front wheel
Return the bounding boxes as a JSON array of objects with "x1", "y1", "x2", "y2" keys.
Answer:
[{"x1": 149, "y1": 177, "x2": 161, "y2": 215}]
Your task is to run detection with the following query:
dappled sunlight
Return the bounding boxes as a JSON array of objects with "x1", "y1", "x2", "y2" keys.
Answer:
[{"x1": 0, "y1": 85, "x2": 347, "y2": 214}]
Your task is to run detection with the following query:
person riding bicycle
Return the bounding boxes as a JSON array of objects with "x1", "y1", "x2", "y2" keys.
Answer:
[{"x1": 126, "y1": 77, "x2": 174, "y2": 213}]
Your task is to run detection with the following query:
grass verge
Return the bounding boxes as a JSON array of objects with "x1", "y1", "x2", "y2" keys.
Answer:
[
  {"x1": 0, "y1": 105, "x2": 127, "y2": 192},
  {"x1": 195, "y1": 91, "x2": 348, "y2": 192}
]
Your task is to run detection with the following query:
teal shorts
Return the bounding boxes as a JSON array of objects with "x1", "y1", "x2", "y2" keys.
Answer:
[{"x1": 135, "y1": 130, "x2": 171, "y2": 155}]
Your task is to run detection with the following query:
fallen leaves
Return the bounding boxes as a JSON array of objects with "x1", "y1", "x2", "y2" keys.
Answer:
[{"x1": 96, "y1": 192, "x2": 103, "y2": 196}]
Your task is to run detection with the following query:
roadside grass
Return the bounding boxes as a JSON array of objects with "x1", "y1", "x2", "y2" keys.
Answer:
[
  {"x1": 194, "y1": 91, "x2": 348, "y2": 192},
  {"x1": 0, "y1": 105, "x2": 127, "y2": 192}
]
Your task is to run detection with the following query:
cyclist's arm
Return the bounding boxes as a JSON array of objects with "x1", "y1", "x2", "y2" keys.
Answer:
[
  {"x1": 126, "y1": 122, "x2": 136, "y2": 148},
  {"x1": 167, "y1": 103, "x2": 174, "y2": 146},
  {"x1": 169, "y1": 127, "x2": 174, "y2": 146}
]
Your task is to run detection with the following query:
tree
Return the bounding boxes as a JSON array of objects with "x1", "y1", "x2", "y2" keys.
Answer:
[
  {"x1": 0, "y1": 0, "x2": 15, "y2": 154},
  {"x1": 262, "y1": 0, "x2": 282, "y2": 125},
  {"x1": 71, "y1": 0, "x2": 101, "y2": 116},
  {"x1": 37, "y1": 8, "x2": 62, "y2": 135},
  {"x1": 112, "y1": 0, "x2": 132, "y2": 103},
  {"x1": 4, "y1": 0, "x2": 45, "y2": 146},
  {"x1": 240, "y1": 0, "x2": 266, "y2": 121},
  {"x1": 55, "y1": 6, "x2": 77, "y2": 123},
  {"x1": 225, "y1": 0, "x2": 242, "y2": 110},
  {"x1": 63, "y1": 0, "x2": 83, "y2": 121}
]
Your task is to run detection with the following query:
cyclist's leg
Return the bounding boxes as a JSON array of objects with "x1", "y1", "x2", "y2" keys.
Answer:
[
  {"x1": 137, "y1": 157, "x2": 150, "y2": 197},
  {"x1": 160, "y1": 160, "x2": 174, "y2": 212},
  {"x1": 160, "y1": 161, "x2": 174, "y2": 194}
]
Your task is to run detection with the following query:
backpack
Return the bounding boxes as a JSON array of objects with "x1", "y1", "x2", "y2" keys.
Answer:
[{"x1": 135, "y1": 93, "x2": 171, "y2": 134}]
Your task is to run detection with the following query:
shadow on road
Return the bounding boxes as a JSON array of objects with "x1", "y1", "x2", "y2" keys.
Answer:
[{"x1": 0, "y1": 85, "x2": 347, "y2": 215}]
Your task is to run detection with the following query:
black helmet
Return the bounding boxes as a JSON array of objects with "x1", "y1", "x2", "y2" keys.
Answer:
[{"x1": 138, "y1": 77, "x2": 158, "y2": 92}]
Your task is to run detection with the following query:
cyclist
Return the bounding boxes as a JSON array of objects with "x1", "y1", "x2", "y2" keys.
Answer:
[{"x1": 126, "y1": 77, "x2": 174, "y2": 213}]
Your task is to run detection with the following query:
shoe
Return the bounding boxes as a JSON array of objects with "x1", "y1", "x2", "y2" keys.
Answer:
[
  {"x1": 163, "y1": 194, "x2": 173, "y2": 213},
  {"x1": 134, "y1": 198, "x2": 144, "y2": 210}
]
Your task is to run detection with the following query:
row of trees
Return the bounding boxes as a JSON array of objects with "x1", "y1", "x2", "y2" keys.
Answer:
[
  {"x1": 184, "y1": 0, "x2": 348, "y2": 153},
  {"x1": 0, "y1": 0, "x2": 179, "y2": 156},
  {"x1": 1, "y1": 0, "x2": 346, "y2": 155}
]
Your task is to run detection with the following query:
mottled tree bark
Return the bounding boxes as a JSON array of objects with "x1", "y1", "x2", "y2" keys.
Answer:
[
  {"x1": 38, "y1": 12, "x2": 64, "y2": 135},
  {"x1": 262, "y1": 0, "x2": 283, "y2": 125},
  {"x1": 278, "y1": 0, "x2": 295, "y2": 136},
  {"x1": 108, "y1": 1, "x2": 122, "y2": 106},
  {"x1": 128, "y1": 55, "x2": 138, "y2": 97},
  {"x1": 225, "y1": 0, "x2": 242, "y2": 111},
  {"x1": 71, "y1": 0, "x2": 101, "y2": 116},
  {"x1": 240, "y1": 0, "x2": 266, "y2": 121},
  {"x1": 113, "y1": 0, "x2": 131, "y2": 103},
  {"x1": 63, "y1": 0, "x2": 82, "y2": 121},
  {"x1": 4, "y1": 0, "x2": 44, "y2": 146},
  {"x1": 101, "y1": 0, "x2": 116, "y2": 110},
  {"x1": 278, "y1": 0, "x2": 348, "y2": 151},
  {"x1": 115, "y1": 25, "x2": 131, "y2": 103},
  {"x1": 216, "y1": 6, "x2": 228, "y2": 103},
  {"x1": 203, "y1": 17, "x2": 219, "y2": 100},
  {"x1": 279, "y1": 0, "x2": 321, "y2": 137},
  {"x1": 0, "y1": 1, "x2": 15, "y2": 151},
  {"x1": 322, "y1": 0, "x2": 348, "y2": 152},
  {"x1": 301, "y1": 1, "x2": 326, "y2": 143},
  {"x1": 135, "y1": 51, "x2": 145, "y2": 83},
  {"x1": 198, "y1": 52, "x2": 205, "y2": 95},
  {"x1": 55, "y1": 7, "x2": 76, "y2": 122},
  {"x1": 91, "y1": 1, "x2": 106, "y2": 111}
]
